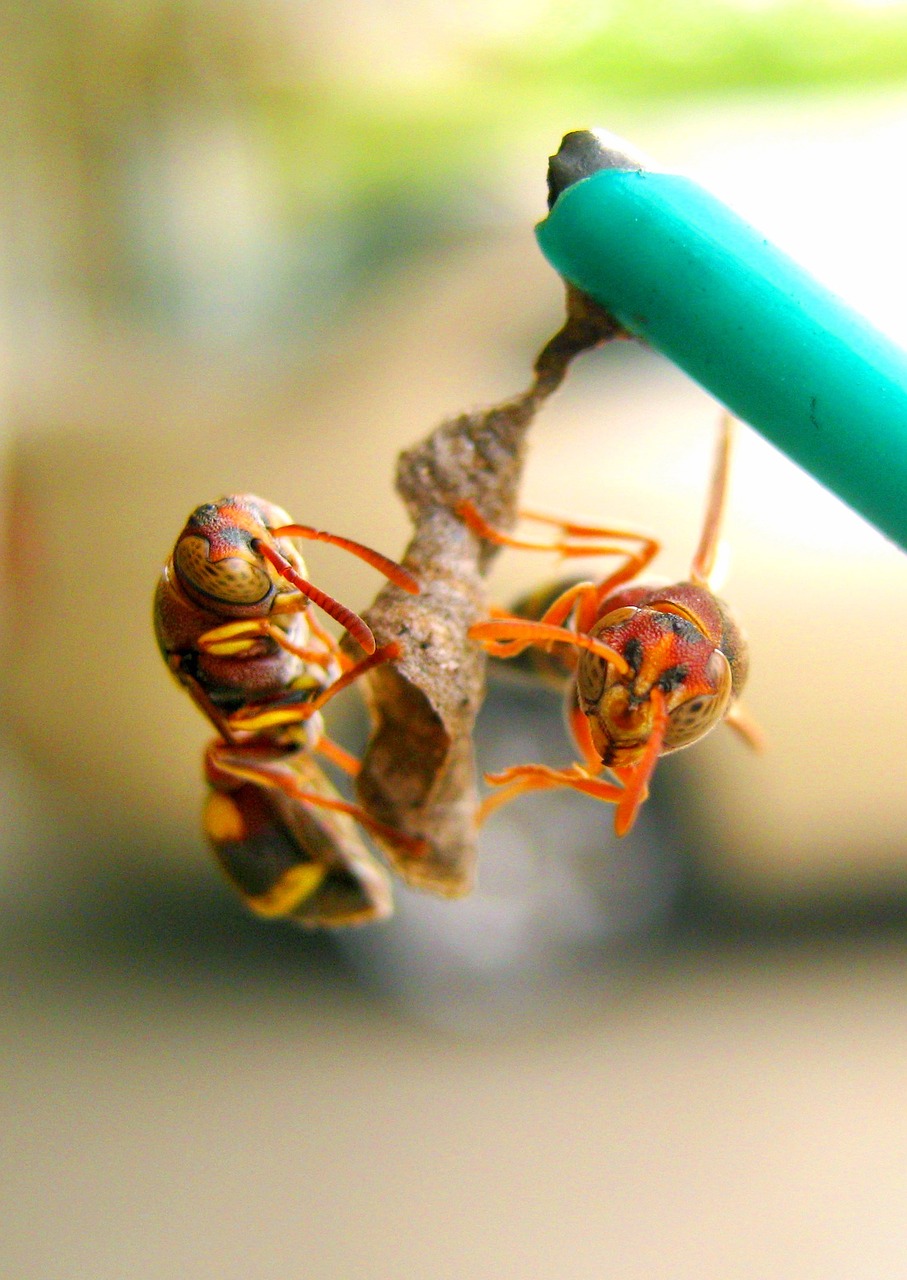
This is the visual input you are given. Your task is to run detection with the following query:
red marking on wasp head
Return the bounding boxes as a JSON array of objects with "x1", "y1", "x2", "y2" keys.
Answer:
[{"x1": 181, "y1": 495, "x2": 277, "y2": 559}]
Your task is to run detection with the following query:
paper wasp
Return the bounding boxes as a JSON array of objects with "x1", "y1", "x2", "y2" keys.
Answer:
[
  {"x1": 465, "y1": 414, "x2": 760, "y2": 836},
  {"x1": 154, "y1": 494, "x2": 421, "y2": 926}
]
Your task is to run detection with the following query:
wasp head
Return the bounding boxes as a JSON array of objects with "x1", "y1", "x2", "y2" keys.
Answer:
[
  {"x1": 575, "y1": 583, "x2": 746, "y2": 767},
  {"x1": 172, "y1": 495, "x2": 306, "y2": 615}
]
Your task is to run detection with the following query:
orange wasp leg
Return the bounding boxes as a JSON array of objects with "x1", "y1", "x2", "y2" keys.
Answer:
[
  {"x1": 314, "y1": 734, "x2": 362, "y2": 777},
  {"x1": 228, "y1": 642, "x2": 402, "y2": 734},
  {"x1": 485, "y1": 581, "x2": 612, "y2": 668},
  {"x1": 457, "y1": 499, "x2": 660, "y2": 603},
  {"x1": 196, "y1": 614, "x2": 341, "y2": 667},
  {"x1": 302, "y1": 608, "x2": 357, "y2": 669},
  {"x1": 468, "y1": 619, "x2": 631, "y2": 674},
  {"x1": 724, "y1": 702, "x2": 766, "y2": 752},
  {"x1": 478, "y1": 689, "x2": 669, "y2": 836},
  {"x1": 477, "y1": 762, "x2": 624, "y2": 826},
  {"x1": 533, "y1": 579, "x2": 606, "y2": 637},
  {"x1": 566, "y1": 696, "x2": 603, "y2": 771},
  {"x1": 208, "y1": 745, "x2": 428, "y2": 859}
]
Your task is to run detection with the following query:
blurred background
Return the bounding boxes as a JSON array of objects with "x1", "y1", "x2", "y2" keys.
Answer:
[{"x1": 3, "y1": 1, "x2": 907, "y2": 1275}]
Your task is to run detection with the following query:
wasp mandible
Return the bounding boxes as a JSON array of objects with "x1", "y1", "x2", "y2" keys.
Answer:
[
  {"x1": 154, "y1": 494, "x2": 421, "y2": 926},
  {"x1": 465, "y1": 414, "x2": 760, "y2": 836}
]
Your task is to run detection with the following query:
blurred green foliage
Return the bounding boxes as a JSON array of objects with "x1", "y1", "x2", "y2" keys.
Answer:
[
  {"x1": 4, "y1": 0, "x2": 907, "y2": 335},
  {"x1": 258, "y1": 0, "x2": 907, "y2": 204},
  {"x1": 495, "y1": 0, "x2": 907, "y2": 95}
]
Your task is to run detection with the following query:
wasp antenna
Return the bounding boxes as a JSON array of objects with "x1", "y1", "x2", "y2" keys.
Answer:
[
  {"x1": 254, "y1": 539, "x2": 376, "y2": 653},
  {"x1": 690, "y1": 411, "x2": 735, "y2": 587},
  {"x1": 270, "y1": 524, "x2": 420, "y2": 595}
]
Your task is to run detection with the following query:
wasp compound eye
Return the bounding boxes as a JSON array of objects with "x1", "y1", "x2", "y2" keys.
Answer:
[
  {"x1": 174, "y1": 535, "x2": 273, "y2": 606},
  {"x1": 664, "y1": 649, "x2": 733, "y2": 751}
]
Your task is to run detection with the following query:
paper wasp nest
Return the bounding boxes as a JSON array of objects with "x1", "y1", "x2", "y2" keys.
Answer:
[{"x1": 348, "y1": 289, "x2": 622, "y2": 896}]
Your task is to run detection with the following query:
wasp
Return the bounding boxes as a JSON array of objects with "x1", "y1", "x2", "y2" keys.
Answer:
[
  {"x1": 465, "y1": 414, "x2": 760, "y2": 836},
  {"x1": 154, "y1": 494, "x2": 421, "y2": 926}
]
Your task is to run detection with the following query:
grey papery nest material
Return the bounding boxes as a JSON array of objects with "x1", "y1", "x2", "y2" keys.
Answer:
[{"x1": 346, "y1": 288, "x2": 623, "y2": 895}]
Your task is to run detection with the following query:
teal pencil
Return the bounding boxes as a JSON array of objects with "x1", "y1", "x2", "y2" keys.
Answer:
[{"x1": 537, "y1": 130, "x2": 907, "y2": 554}]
